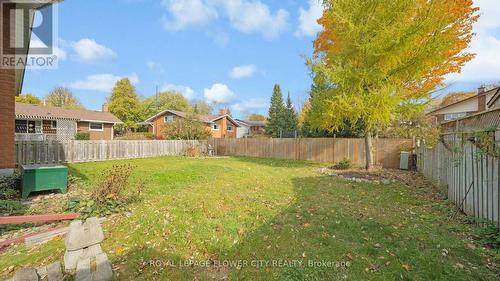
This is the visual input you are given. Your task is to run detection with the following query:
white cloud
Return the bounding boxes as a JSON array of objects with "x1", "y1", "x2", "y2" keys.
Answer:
[
  {"x1": 204, "y1": 83, "x2": 235, "y2": 104},
  {"x1": 71, "y1": 39, "x2": 116, "y2": 63},
  {"x1": 445, "y1": 0, "x2": 500, "y2": 83},
  {"x1": 231, "y1": 98, "x2": 268, "y2": 112},
  {"x1": 162, "y1": 84, "x2": 196, "y2": 100},
  {"x1": 229, "y1": 64, "x2": 257, "y2": 79},
  {"x1": 222, "y1": 0, "x2": 289, "y2": 39},
  {"x1": 69, "y1": 73, "x2": 139, "y2": 92},
  {"x1": 211, "y1": 30, "x2": 230, "y2": 48},
  {"x1": 295, "y1": 0, "x2": 324, "y2": 37},
  {"x1": 161, "y1": 0, "x2": 218, "y2": 31},
  {"x1": 160, "y1": 0, "x2": 289, "y2": 39},
  {"x1": 147, "y1": 61, "x2": 166, "y2": 73}
]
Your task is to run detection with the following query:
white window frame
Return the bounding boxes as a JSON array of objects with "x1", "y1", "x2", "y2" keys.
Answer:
[
  {"x1": 212, "y1": 123, "x2": 219, "y2": 131},
  {"x1": 444, "y1": 112, "x2": 466, "y2": 121},
  {"x1": 165, "y1": 115, "x2": 174, "y2": 123},
  {"x1": 50, "y1": 120, "x2": 57, "y2": 129},
  {"x1": 89, "y1": 122, "x2": 104, "y2": 131}
]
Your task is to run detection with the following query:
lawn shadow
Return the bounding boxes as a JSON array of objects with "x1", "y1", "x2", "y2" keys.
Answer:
[
  {"x1": 67, "y1": 164, "x2": 89, "y2": 181},
  {"x1": 231, "y1": 156, "x2": 323, "y2": 169}
]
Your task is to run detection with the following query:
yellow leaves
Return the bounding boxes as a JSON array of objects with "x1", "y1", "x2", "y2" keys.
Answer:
[
  {"x1": 303, "y1": 223, "x2": 312, "y2": 229},
  {"x1": 115, "y1": 246, "x2": 126, "y2": 256},
  {"x1": 402, "y1": 264, "x2": 412, "y2": 272}
]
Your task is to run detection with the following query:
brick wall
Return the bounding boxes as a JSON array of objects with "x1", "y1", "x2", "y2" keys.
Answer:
[
  {"x1": 0, "y1": 4, "x2": 16, "y2": 170},
  {"x1": 77, "y1": 122, "x2": 114, "y2": 140}
]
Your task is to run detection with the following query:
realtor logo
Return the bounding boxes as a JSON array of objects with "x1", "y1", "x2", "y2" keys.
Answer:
[{"x1": 0, "y1": 0, "x2": 59, "y2": 69}]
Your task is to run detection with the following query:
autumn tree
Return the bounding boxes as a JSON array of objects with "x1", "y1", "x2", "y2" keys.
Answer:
[
  {"x1": 266, "y1": 84, "x2": 286, "y2": 137},
  {"x1": 46, "y1": 87, "x2": 84, "y2": 109},
  {"x1": 440, "y1": 91, "x2": 476, "y2": 107},
  {"x1": 162, "y1": 114, "x2": 211, "y2": 140},
  {"x1": 16, "y1": 93, "x2": 41, "y2": 105},
  {"x1": 247, "y1": 113, "x2": 267, "y2": 121},
  {"x1": 309, "y1": 0, "x2": 478, "y2": 169},
  {"x1": 191, "y1": 100, "x2": 213, "y2": 115},
  {"x1": 142, "y1": 91, "x2": 190, "y2": 119},
  {"x1": 108, "y1": 78, "x2": 141, "y2": 131}
]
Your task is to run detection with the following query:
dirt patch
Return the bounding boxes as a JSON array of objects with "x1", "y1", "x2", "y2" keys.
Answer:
[{"x1": 320, "y1": 167, "x2": 430, "y2": 188}]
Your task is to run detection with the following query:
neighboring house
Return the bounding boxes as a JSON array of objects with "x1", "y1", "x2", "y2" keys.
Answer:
[
  {"x1": 141, "y1": 109, "x2": 240, "y2": 139},
  {"x1": 15, "y1": 103, "x2": 122, "y2": 141},
  {"x1": 0, "y1": 0, "x2": 61, "y2": 175},
  {"x1": 428, "y1": 86, "x2": 500, "y2": 123},
  {"x1": 235, "y1": 119, "x2": 267, "y2": 138}
]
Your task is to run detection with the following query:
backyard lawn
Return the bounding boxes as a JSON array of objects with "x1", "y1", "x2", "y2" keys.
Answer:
[{"x1": 1, "y1": 156, "x2": 499, "y2": 280}]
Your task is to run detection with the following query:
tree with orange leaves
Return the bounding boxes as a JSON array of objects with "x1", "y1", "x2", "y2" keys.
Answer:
[{"x1": 307, "y1": 0, "x2": 479, "y2": 169}]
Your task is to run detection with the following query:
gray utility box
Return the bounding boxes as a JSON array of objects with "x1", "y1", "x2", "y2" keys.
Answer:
[{"x1": 400, "y1": 151, "x2": 410, "y2": 170}]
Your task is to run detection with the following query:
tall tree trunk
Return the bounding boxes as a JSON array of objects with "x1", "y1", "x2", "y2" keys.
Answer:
[{"x1": 364, "y1": 130, "x2": 374, "y2": 170}]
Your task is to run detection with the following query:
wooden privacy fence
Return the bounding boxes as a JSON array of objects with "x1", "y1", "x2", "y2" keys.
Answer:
[
  {"x1": 211, "y1": 138, "x2": 410, "y2": 169},
  {"x1": 15, "y1": 140, "x2": 207, "y2": 166},
  {"x1": 417, "y1": 141, "x2": 500, "y2": 228}
]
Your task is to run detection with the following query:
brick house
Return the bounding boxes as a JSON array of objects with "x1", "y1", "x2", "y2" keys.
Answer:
[
  {"x1": 15, "y1": 103, "x2": 122, "y2": 141},
  {"x1": 0, "y1": 0, "x2": 61, "y2": 175},
  {"x1": 141, "y1": 109, "x2": 240, "y2": 139},
  {"x1": 428, "y1": 86, "x2": 500, "y2": 123}
]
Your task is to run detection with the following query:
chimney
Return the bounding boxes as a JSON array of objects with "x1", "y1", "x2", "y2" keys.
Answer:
[
  {"x1": 219, "y1": 108, "x2": 228, "y2": 116},
  {"x1": 102, "y1": 103, "x2": 109, "y2": 112},
  {"x1": 478, "y1": 86, "x2": 486, "y2": 112}
]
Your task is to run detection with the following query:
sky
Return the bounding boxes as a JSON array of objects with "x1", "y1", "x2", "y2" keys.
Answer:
[{"x1": 23, "y1": 0, "x2": 500, "y2": 119}]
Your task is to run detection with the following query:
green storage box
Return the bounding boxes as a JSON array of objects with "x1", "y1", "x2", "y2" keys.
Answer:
[
  {"x1": 400, "y1": 151, "x2": 410, "y2": 170},
  {"x1": 21, "y1": 165, "x2": 68, "y2": 199}
]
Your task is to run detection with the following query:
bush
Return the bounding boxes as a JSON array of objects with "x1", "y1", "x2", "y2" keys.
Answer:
[
  {"x1": 0, "y1": 172, "x2": 21, "y2": 200},
  {"x1": 162, "y1": 114, "x2": 211, "y2": 140},
  {"x1": 75, "y1": 132, "x2": 90, "y2": 140},
  {"x1": 66, "y1": 164, "x2": 144, "y2": 219},
  {"x1": 115, "y1": 132, "x2": 154, "y2": 140},
  {"x1": 474, "y1": 222, "x2": 500, "y2": 248},
  {"x1": 184, "y1": 145, "x2": 204, "y2": 157},
  {"x1": 332, "y1": 158, "x2": 353, "y2": 170}
]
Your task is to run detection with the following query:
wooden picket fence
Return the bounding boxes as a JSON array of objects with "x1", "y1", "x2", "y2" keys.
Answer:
[
  {"x1": 211, "y1": 138, "x2": 410, "y2": 169},
  {"x1": 15, "y1": 140, "x2": 207, "y2": 166},
  {"x1": 15, "y1": 138, "x2": 410, "y2": 168},
  {"x1": 417, "y1": 138, "x2": 500, "y2": 228}
]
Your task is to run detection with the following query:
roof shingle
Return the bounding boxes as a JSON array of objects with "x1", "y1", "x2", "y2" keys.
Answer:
[{"x1": 15, "y1": 103, "x2": 122, "y2": 124}]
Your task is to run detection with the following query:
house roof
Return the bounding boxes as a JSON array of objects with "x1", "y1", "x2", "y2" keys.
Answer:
[
  {"x1": 15, "y1": 103, "x2": 122, "y2": 123},
  {"x1": 427, "y1": 86, "x2": 500, "y2": 115},
  {"x1": 486, "y1": 87, "x2": 500, "y2": 107},
  {"x1": 235, "y1": 119, "x2": 267, "y2": 127},
  {"x1": 142, "y1": 109, "x2": 239, "y2": 126}
]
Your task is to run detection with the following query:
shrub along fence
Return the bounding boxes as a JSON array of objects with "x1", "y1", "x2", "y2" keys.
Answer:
[
  {"x1": 210, "y1": 138, "x2": 410, "y2": 169},
  {"x1": 15, "y1": 138, "x2": 410, "y2": 169},
  {"x1": 417, "y1": 134, "x2": 500, "y2": 228}
]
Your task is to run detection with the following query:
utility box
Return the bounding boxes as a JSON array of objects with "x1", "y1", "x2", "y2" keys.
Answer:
[
  {"x1": 21, "y1": 165, "x2": 68, "y2": 199},
  {"x1": 400, "y1": 151, "x2": 410, "y2": 170}
]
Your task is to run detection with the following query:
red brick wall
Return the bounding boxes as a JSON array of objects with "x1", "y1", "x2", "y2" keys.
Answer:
[
  {"x1": 77, "y1": 122, "x2": 114, "y2": 140},
  {"x1": 0, "y1": 5, "x2": 16, "y2": 169}
]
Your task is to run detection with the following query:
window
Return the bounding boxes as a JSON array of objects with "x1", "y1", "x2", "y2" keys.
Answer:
[
  {"x1": 51, "y1": 120, "x2": 57, "y2": 129},
  {"x1": 16, "y1": 120, "x2": 41, "y2": 134},
  {"x1": 15, "y1": 120, "x2": 27, "y2": 133},
  {"x1": 444, "y1": 112, "x2": 466, "y2": 121},
  {"x1": 212, "y1": 123, "x2": 219, "y2": 130},
  {"x1": 227, "y1": 125, "x2": 233, "y2": 132},
  {"x1": 89, "y1": 122, "x2": 104, "y2": 131},
  {"x1": 165, "y1": 115, "x2": 174, "y2": 123}
]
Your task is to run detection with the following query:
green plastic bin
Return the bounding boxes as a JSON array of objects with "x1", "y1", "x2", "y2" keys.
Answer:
[
  {"x1": 400, "y1": 151, "x2": 410, "y2": 170},
  {"x1": 21, "y1": 165, "x2": 68, "y2": 199}
]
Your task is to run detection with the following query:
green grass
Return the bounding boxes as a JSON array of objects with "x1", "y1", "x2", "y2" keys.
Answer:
[{"x1": 1, "y1": 156, "x2": 499, "y2": 280}]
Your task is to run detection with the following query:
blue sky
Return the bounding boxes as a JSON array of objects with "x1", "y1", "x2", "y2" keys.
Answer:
[{"x1": 24, "y1": 0, "x2": 500, "y2": 119}]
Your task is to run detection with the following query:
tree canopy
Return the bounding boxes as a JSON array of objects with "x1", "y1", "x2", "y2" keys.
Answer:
[
  {"x1": 108, "y1": 78, "x2": 141, "y2": 131},
  {"x1": 247, "y1": 113, "x2": 267, "y2": 121},
  {"x1": 439, "y1": 91, "x2": 476, "y2": 107},
  {"x1": 46, "y1": 87, "x2": 84, "y2": 109},
  {"x1": 308, "y1": 0, "x2": 479, "y2": 168},
  {"x1": 266, "y1": 84, "x2": 286, "y2": 137},
  {"x1": 16, "y1": 93, "x2": 41, "y2": 105},
  {"x1": 162, "y1": 114, "x2": 211, "y2": 140},
  {"x1": 142, "y1": 91, "x2": 190, "y2": 119}
]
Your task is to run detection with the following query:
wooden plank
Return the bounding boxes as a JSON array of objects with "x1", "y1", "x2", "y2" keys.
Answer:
[{"x1": 0, "y1": 213, "x2": 80, "y2": 225}]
